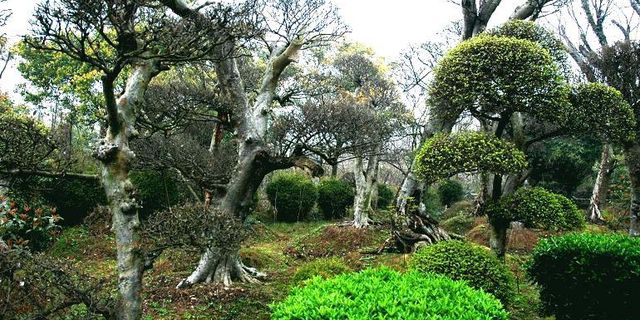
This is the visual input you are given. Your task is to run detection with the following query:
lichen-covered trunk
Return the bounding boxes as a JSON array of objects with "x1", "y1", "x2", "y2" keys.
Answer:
[
  {"x1": 490, "y1": 223, "x2": 508, "y2": 259},
  {"x1": 587, "y1": 143, "x2": 614, "y2": 222},
  {"x1": 98, "y1": 62, "x2": 158, "y2": 320},
  {"x1": 624, "y1": 142, "x2": 640, "y2": 236},
  {"x1": 353, "y1": 152, "x2": 378, "y2": 228}
]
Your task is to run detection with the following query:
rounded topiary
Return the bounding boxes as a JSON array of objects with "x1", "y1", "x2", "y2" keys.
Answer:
[
  {"x1": 317, "y1": 178, "x2": 354, "y2": 220},
  {"x1": 376, "y1": 183, "x2": 395, "y2": 210},
  {"x1": 489, "y1": 187, "x2": 585, "y2": 231},
  {"x1": 291, "y1": 257, "x2": 352, "y2": 284},
  {"x1": 438, "y1": 179, "x2": 464, "y2": 207},
  {"x1": 266, "y1": 171, "x2": 318, "y2": 222},
  {"x1": 271, "y1": 267, "x2": 508, "y2": 320},
  {"x1": 528, "y1": 233, "x2": 640, "y2": 320},
  {"x1": 409, "y1": 240, "x2": 516, "y2": 305},
  {"x1": 129, "y1": 170, "x2": 187, "y2": 218},
  {"x1": 42, "y1": 178, "x2": 107, "y2": 225}
]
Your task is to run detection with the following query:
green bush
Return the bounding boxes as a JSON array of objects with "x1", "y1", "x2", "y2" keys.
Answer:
[
  {"x1": 527, "y1": 233, "x2": 640, "y2": 320},
  {"x1": 440, "y1": 214, "x2": 475, "y2": 235},
  {"x1": 266, "y1": 171, "x2": 318, "y2": 222},
  {"x1": 376, "y1": 183, "x2": 395, "y2": 209},
  {"x1": 410, "y1": 240, "x2": 515, "y2": 305},
  {"x1": 489, "y1": 187, "x2": 585, "y2": 231},
  {"x1": 422, "y1": 187, "x2": 443, "y2": 218},
  {"x1": 317, "y1": 178, "x2": 354, "y2": 219},
  {"x1": 130, "y1": 170, "x2": 187, "y2": 218},
  {"x1": 42, "y1": 178, "x2": 107, "y2": 225},
  {"x1": 0, "y1": 196, "x2": 62, "y2": 251},
  {"x1": 438, "y1": 179, "x2": 464, "y2": 207},
  {"x1": 271, "y1": 267, "x2": 508, "y2": 320},
  {"x1": 292, "y1": 257, "x2": 352, "y2": 284}
]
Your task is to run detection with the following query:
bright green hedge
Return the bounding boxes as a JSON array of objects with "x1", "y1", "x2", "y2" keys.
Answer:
[
  {"x1": 409, "y1": 240, "x2": 515, "y2": 305},
  {"x1": 266, "y1": 171, "x2": 318, "y2": 222},
  {"x1": 271, "y1": 267, "x2": 508, "y2": 320},
  {"x1": 527, "y1": 233, "x2": 640, "y2": 320},
  {"x1": 489, "y1": 187, "x2": 585, "y2": 231},
  {"x1": 317, "y1": 178, "x2": 353, "y2": 220}
]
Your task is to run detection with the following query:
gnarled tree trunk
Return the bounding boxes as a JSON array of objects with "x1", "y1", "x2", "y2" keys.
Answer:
[
  {"x1": 587, "y1": 143, "x2": 614, "y2": 222},
  {"x1": 96, "y1": 61, "x2": 160, "y2": 320},
  {"x1": 352, "y1": 150, "x2": 379, "y2": 228},
  {"x1": 624, "y1": 142, "x2": 640, "y2": 236}
]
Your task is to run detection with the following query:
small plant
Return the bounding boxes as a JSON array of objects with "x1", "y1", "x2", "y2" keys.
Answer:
[
  {"x1": 271, "y1": 267, "x2": 507, "y2": 320},
  {"x1": 292, "y1": 257, "x2": 352, "y2": 284},
  {"x1": 438, "y1": 179, "x2": 464, "y2": 207},
  {"x1": 410, "y1": 240, "x2": 516, "y2": 305},
  {"x1": 527, "y1": 233, "x2": 640, "y2": 320},
  {"x1": 0, "y1": 196, "x2": 62, "y2": 251},
  {"x1": 266, "y1": 171, "x2": 318, "y2": 222},
  {"x1": 317, "y1": 178, "x2": 354, "y2": 219},
  {"x1": 376, "y1": 183, "x2": 395, "y2": 210}
]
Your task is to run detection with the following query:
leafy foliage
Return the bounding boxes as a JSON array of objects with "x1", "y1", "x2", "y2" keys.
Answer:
[
  {"x1": 376, "y1": 183, "x2": 395, "y2": 209},
  {"x1": 271, "y1": 267, "x2": 508, "y2": 320},
  {"x1": 0, "y1": 196, "x2": 62, "y2": 251},
  {"x1": 568, "y1": 83, "x2": 635, "y2": 142},
  {"x1": 410, "y1": 240, "x2": 516, "y2": 305},
  {"x1": 438, "y1": 179, "x2": 464, "y2": 207},
  {"x1": 129, "y1": 170, "x2": 188, "y2": 218},
  {"x1": 266, "y1": 172, "x2": 318, "y2": 222},
  {"x1": 415, "y1": 132, "x2": 527, "y2": 184},
  {"x1": 317, "y1": 178, "x2": 354, "y2": 219},
  {"x1": 488, "y1": 187, "x2": 585, "y2": 230},
  {"x1": 527, "y1": 233, "x2": 640, "y2": 320},
  {"x1": 291, "y1": 257, "x2": 352, "y2": 284},
  {"x1": 429, "y1": 35, "x2": 570, "y2": 123},
  {"x1": 0, "y1": 106, "x2": 56, "y2": 172}
]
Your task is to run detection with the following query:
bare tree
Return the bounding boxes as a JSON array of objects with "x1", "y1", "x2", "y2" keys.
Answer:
[{"x1": 0, "y1": 0, "x2": 11, "y2": 79}]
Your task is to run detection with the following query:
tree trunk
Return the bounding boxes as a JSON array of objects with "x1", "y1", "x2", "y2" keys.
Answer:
[
  {"x1": 331, "y1": 162, "x2": 338, "y2": 177},
  {"x1": 490, "y1": 223, "x2": 508, "y2": 258},
  {"x1": 624, "y1": 142, "x2": 640, "y2": 236},
  {"x1": 587, "y1": 143, "x2": 614, "y2": 222},
  {"x1": 97, "y1": 61, "x2": 160, "y2": 320},
  {"x1": 353, "y1": 151, "x2": 379, "y2": 228}
]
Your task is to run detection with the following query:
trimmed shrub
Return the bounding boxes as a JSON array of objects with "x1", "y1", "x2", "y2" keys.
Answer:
[
  {"x1": 266, "y1": 171, "x2": 318, "y2": 222},
  {"x1": 129, "y1": 170, "x2": 188, "y2": 218},
  {"x1": 42, "y1": 178, "x2": 107, "y2": 225},
  {"x1": 422, "y1": 187, "x2": 443, "y2": 218},
  {"x1": 376, "y1": 183, "x2": 395, "y2": 209},
  {"x1": 441, "y1": 200, "x2": 474, "y2": 221},
  {"x1": 292, "y1": 257, "x2": 352, "y2": 284},
  {"x1": 527, "y1": 233, "x2": 640, "y2": 320},
  {"x1": 410, "y1": 240, "x2": 516, "y2": 305},
  {"x1": 271, "y1": 267, "x2": 508, "y2": 320},
  {"x1": 438, "y1": 179, "x2": 464, "y2": 207},
  {"x1": 440, "y1": 214, "x2": 476, "y2": 235},
  {"x1": 0, "y1": 196, "x2": 62, "y2": 251},
  {"x1": 317, "y1": 178, "x2": 354, "y2": 220},
  {"x1": 489, "y1": 187, "x2": 585, "y2": 231}
]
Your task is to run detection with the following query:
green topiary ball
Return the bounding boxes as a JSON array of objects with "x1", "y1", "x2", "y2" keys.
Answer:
[
  {"x1": 271, "y1": 267, "x2": 508, "y2": 320},
  {"x1": 376, "y1": 183, "x2": 395, "y2": 210},
  {"x1": 489, "y1": 187, "x2": 585, "y2": 231},
  {"x1": 528, "y1": 233, "x2": 640, "y2": 320},
  {"x1": 409, "y1": 240, "x2": 516, "y2": 305},
  {"x1": 266, "y1": 171, "x2": 318, "y2": 222},
  {"x1": 291, "y1": 257, "x2": 352, "y2": 284},
  {"x1": 437, "y1": 179, "x2": 464, "y2": 207},
  {"x1": 317, "y1": 178, "x2": 354, "y2": 220}
]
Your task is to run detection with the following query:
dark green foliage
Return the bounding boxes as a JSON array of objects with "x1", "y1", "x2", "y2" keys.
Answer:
[
  {"x1": 317, "y1": 178, "x2": 353, "y2": 219},
  {"x1": 376, "y1": 183, "x2": 394, "y2": 209},
  {"x1": 415, "y1": 132, "x2": 527, "y2": 184},
  {"x1": 43, "y1": 178, "x2": 107, "y2": 225},
  {"x1": 438, "y1": 179, "x2": 464, "y2": 207},
  {"x1": 291, "y1": 257, "x2": 352, "y2": 284},
  {"x1": 527, "y1": 233, "x2": 640, "y2": 320},
  {"x1": 266, "y1": 171, "x2": 318, "y2": 222},
  {"x1": 488, "y1": 187, "x2": 585, "y2": 231},
  {"x1": 410, "y1": 241, "x2": 516, "y2": 305},
  {"x1": 568, "y1": 83, "x2": 635, "y2": 142},
  {"x1": 488, "y1": 20, "x2": 567, "y2": 67},
  {"x1": 129, "y1": 170, "x2": 187, "y2": 218},
  {"x1": 429, "y1": 35, "x2": 570, "y2": 124},
  {"x1": 271, "y1": 267, "x2": 508, "y2": 320},
  {"x1": 440, "y1": 214, "x2": 476, "y2": 235},
  {"x1": 0, "y1": 197, "x2": 62, "y2": 251},
  {"x1": 422, "y1": 187, "x2": 443, "y2": 218}
]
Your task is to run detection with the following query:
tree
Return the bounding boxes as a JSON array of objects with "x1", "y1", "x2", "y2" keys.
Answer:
[
  {"x1": 163, "y1": 0, "x2": 347, "y2": 288},
  {"x1": 26, "y1": 1, "x2": 238, "y2": 318}
]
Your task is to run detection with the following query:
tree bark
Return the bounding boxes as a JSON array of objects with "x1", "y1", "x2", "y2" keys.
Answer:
[
  {"x1": 352, "y1": 150, "x2": 379, "y2": 228},
  {"x1": 587, "y1": 143, "x2": 614, "y2": 222},
  {"x1": 97, "y1": 61, "x2": 160, "y2": 320},
  {"x1": 624, "y1": 142, "x2": 640, "y2": 236}
]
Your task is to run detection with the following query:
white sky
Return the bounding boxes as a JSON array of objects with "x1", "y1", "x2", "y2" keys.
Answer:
[{"x1": 0, "y1": 0, "x2": 520, "y2": 101}]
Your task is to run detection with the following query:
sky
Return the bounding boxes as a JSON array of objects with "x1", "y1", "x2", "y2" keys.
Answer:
[{"x1": 0, "y1": 0, "x2": 520, "y2": 100}]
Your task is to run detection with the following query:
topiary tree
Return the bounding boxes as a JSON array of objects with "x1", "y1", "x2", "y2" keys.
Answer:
[
  {"x1": 266, "y1": 172, "x2": 318, "y2": 222},
  {"x1": 438, "y1": 179, "x2": 465, "y2": 207},
  {"x1": 376, "y1": 183, "x2": 395, "y2": 210},
  {"x1": 317, "y1": 178, "x2": 354, "y2": 220},
  {"x1": 271, "y1": 267, "x2": 508, "y2": 320},
  {"x1": 528, "y1": 233, "x2": 640, "y2": 320},
  {"x1": 409, "y1": 240, "x2": 516, "y2": 305}
]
